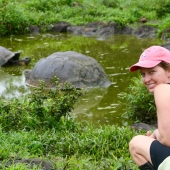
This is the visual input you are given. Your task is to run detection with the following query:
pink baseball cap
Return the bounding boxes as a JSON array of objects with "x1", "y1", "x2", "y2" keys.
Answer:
[{"x1": 130, "y1": 46, "x2": 170, "y2": 72}]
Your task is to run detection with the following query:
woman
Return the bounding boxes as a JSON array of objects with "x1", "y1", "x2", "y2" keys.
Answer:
[{"x1": 129, "y1": 45, "x2": 170, "y2": 170}]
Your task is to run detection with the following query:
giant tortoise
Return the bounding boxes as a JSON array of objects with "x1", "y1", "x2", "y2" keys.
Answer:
[
  {"x1": 0, "y1": 46, "x2": 31, "y2": 67},
  {"x1": 24, "y1": 51, "x2": 111, "y2": 89}
]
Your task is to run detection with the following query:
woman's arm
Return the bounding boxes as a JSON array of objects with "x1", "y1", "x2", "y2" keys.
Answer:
[{"x1": 153, "y1": 84, "x2": 170, "y2": 146}]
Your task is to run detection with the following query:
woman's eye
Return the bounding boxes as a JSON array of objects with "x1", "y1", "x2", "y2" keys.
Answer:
[
  {"x1": 149, "y1": 70, "x2": 155, "y2": 74},
  {"x1": 140, "y1": 73, "x2": 145, "y2": 77}
]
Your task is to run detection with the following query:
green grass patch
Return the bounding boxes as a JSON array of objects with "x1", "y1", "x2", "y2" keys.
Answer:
[{"x1": 0, "y1": 121, "x2": 141, "y2": 169}]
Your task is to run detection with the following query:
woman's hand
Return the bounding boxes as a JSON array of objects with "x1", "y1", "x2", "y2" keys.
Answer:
[
  {"x1": 146, "y1": 130, "x2": 156, "y2": 139},
  {"x1": 146, "y1": 131, "x2": 152, "y2": 137},
  {"x1": 146, "y1": 129, "x2": 161, "y2": 141}
]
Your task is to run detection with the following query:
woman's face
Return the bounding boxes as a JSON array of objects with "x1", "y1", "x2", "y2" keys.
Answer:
[{"x1": 140, "y1": 65, "x2": 170, "y2": 93}]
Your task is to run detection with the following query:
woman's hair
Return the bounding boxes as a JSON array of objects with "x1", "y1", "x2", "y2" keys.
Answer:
[{"x1": 158, "y1": 61, "x2": 170, "y2": 70}]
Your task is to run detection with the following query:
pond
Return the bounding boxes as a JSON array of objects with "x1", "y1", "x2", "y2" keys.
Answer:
[{"x1": 0, "y1": 33, "x2": 162, "y2": 126}]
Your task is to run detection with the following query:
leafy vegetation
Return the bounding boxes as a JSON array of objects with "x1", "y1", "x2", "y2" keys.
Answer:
[
  {"x1": 119, "y1": 76, "x2": 156, "y2": 124},
  {"x1": 0, "y1": 79, "x2": 82, "y2": 131},
  {"x1": 0, "y1": 79, "x2": 142, "y2": 169},
  {"x1": 0, "y1": 0, "x2": 170, "y2": 36}
]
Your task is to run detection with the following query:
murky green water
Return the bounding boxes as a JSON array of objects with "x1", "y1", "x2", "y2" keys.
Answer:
[{"x1": 0, "y1": 33, "x2": 162, "y2": 126}]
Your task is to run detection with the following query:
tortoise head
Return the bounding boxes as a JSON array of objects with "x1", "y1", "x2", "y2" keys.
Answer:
[
  {"x1": 18, "y1": 57, "x2": 31, "y2": 66},
  {"x1": 24, "y1": 69, "x2": 32, "y2": 82},
  {"x1": 4, "y1": 57, "x2": 31, "y2": 66}
]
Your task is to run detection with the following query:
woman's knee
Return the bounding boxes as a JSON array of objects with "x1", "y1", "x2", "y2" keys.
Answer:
[
  {"x1": 129, "y1": 135, "x2": 144, "y2": 153},
  {"x1": 129, "y1": 135, "x2": 155, "y2": 161}
]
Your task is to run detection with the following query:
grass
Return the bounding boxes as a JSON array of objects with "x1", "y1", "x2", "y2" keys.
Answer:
[{"x1": 0, "y1": 120, "x2": 141, "y2": 169}]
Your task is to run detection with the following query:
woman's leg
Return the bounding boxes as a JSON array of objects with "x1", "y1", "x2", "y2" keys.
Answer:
[{"x1": 129, "y1": 135, "x2": 155, "y2": 166}]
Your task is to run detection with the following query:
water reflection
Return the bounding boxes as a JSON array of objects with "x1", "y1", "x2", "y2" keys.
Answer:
[
  {"x1": 71, "y1": 87, "x2": 108, "y2": 114},
  {"x1": 0, "y1": 69, "x2": 30, "y2": 99},
  {"x1": 0, "y1": 33, "x2": 162, "y2": 126}
]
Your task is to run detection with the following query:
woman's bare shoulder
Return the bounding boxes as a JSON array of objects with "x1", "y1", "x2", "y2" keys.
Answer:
[
  {"x1": 154, "y1": 83, "x2": 170, "y2": 93},
  {"x1": 153, "y1": 84, "x2": 170, "y2": 104}
]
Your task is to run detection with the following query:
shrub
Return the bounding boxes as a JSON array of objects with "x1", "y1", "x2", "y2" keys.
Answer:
[
  {"x1": 119, "y1": 76, "x2": 156, "y2": 124},
  {"x1": 155, "y1": 0, "x2": 170, "y2": 18},
  {"x1": 101, "y1": 0, "x2": 119, "y2": 8},
  {"x1": 0, "y1": 1, "x2": 29, "y2": 35},
  {"x1": 0, "y1": 79, "x2": 82, "y2": 131}
]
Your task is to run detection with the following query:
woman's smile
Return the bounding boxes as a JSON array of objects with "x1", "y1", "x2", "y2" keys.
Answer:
[{"x1": 147, "y1": 83, "x2": 156, "y2": 89}]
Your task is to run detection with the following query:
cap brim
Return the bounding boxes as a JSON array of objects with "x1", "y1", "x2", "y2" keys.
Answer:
[{"x1": 129, "y1": 60, "x2": 161, "y2": 72}]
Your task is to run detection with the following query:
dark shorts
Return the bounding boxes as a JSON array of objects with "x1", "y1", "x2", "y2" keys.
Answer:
[{"x1": 150, "y1": 140, "x2": 170, "y2": 169}]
